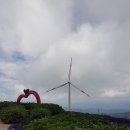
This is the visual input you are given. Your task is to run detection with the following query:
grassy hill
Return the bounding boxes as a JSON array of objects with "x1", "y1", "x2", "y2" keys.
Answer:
[
  {"x1": 0, "y1": 101, "x2": 130, "y2": 130},
  {"x1": 23, "y1": 112, "x2": 130, "y2": 130}
]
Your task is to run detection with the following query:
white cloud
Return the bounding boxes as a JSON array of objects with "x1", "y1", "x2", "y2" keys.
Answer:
[{"x1": 101, "y1": 89, "x2": 126, "y2": 98}]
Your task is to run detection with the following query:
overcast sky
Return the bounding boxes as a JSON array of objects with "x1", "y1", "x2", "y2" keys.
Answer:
[{"x1": 0, "y1": 0, "x2": 130, "y2": 110}]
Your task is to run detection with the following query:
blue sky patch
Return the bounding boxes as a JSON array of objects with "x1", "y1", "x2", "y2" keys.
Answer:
[{"x1": 12, "y1": 51, "x2": 26, "y2": 62}]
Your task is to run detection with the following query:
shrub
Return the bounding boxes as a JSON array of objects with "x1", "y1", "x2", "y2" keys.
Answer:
[
  {"x1": 0, "y1": 102, "x2": 64, "y2": 116},
  {"x1": 0, "y1": 101, "x2": 15, "y2": 109},
  {"x1": 0, "y1": 105, "x2": 27, "y2": 124},
  {"x1": 21, "y1": 103, "x2": 37, "y2": 110},
  {"x1": 29, "y1": 106, "x2": 51, "y2": 120},
  {"x1": 22, "y1": 103, "x2": 64, "y2": 116},
  {"x1": 23, "y1": 113, "x2": 130, "y2": 130},
  {"x1": 42, "y1": 103, "x2": 64, "y2": 115}
]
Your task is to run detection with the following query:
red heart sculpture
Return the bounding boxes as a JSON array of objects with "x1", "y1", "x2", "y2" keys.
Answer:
[{"x1": 16, "y1": 90, "x2": 41, "y2": 105}]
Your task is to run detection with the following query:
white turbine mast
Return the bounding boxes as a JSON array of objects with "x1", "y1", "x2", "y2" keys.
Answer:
[{"x1": 45, "y1": 58, "x2": 90, "y2": 112}]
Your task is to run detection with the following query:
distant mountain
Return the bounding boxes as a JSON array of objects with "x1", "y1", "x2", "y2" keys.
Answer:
[
  {"x1": 63, "y1": 107, "x2": 130, "y2": 117},
  {"x1": 110, "y1": 111, "x2": 130, "y2": 119}
]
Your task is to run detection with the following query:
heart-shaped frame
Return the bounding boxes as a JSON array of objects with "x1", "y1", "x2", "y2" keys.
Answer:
[{"x1": 16, "y1": 90, "x2": 41, "y2": 105}]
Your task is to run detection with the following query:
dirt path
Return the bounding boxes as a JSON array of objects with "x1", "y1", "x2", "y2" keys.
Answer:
[{"x1": 0, "y1": 120, "x2": 10, "y2": 130}]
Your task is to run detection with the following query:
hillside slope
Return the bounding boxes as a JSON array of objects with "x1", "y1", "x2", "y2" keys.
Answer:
[{"x1": 0, "y1": 102, "x2": 130, "y2": 130}]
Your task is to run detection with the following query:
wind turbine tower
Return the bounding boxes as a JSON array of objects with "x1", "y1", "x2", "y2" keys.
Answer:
[{"x1": 45, "y1": 58, "x2": 90, "y2": 112}]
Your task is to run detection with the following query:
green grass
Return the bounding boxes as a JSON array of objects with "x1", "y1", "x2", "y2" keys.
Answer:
[
  {"x1": 23, "y1": 113, "x2": 130, "y2": 130},
  {"x1": 0, "y1": 102, "x2": 130, "y2": 130}
]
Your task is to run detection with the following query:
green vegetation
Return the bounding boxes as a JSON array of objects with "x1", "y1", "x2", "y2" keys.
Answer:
[
  {"x1": 23, "y1": 113, "x2": 130, "y2": 130},
  {"x1": 29, "y1": 107, "x2": 51, "y2": 120},
  {"x1": 0, "y1": 101, "x2": 64, "y2": 124},
  {"x1": 21, "y1": 103, "x2": 64, "y2": 115},
  {"x1": 0, "y1": 101, "x2": 15, "y2": 109},
  {"x1": 0, "y1": 101, "x2": 130, "y2": 130},
  {"x1": 0, "y1": 105, "x2": 27, "y2": 124}
]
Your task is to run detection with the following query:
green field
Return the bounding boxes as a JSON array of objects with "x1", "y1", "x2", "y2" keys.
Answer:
[{"x1": 0, "y1": 102, "x2": 130, "y2": 130}]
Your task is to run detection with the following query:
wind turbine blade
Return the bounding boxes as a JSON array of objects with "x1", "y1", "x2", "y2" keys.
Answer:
[
  {"x1": 70, "y1": 83, "x2": 90, "y2": 97},
  {"x1": 68, "y1": 57, "x2": 72, "y2": 82},
  {"x1": 45, "y1": 82, "x2": 68, "y2": 93}
]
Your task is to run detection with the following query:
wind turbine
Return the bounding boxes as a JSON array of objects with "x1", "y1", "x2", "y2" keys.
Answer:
[{"x1": 45, "y1": 58, "x2": 90, "y2": 112}]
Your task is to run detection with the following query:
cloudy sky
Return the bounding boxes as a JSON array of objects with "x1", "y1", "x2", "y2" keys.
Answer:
[{"x1": 0, "y1": 0, "x2": 130, "y2": 110}]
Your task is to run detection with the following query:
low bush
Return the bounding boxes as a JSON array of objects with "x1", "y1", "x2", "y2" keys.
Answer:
[
  {"x1": 22, "y1": 103, "x2": 64, "y2": 115},
  {"x1": 0, "y1": 102, "x2": 64, "y2": 116},
  {"x1": 0, "y1": 105, "x2": 27, "y2": 124},
  {"x1": 42, "y1": 103, "x2": 64, "y2": 115},
  {"x1": 0, "y1": 101, "x2": 15, "y2": 109},
  {"x1": 23, "y1": 113, "x2": 130, "y2": 130},
  {"x1": 29, "y1": 106, "x2": 51, "y2": 120}
]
